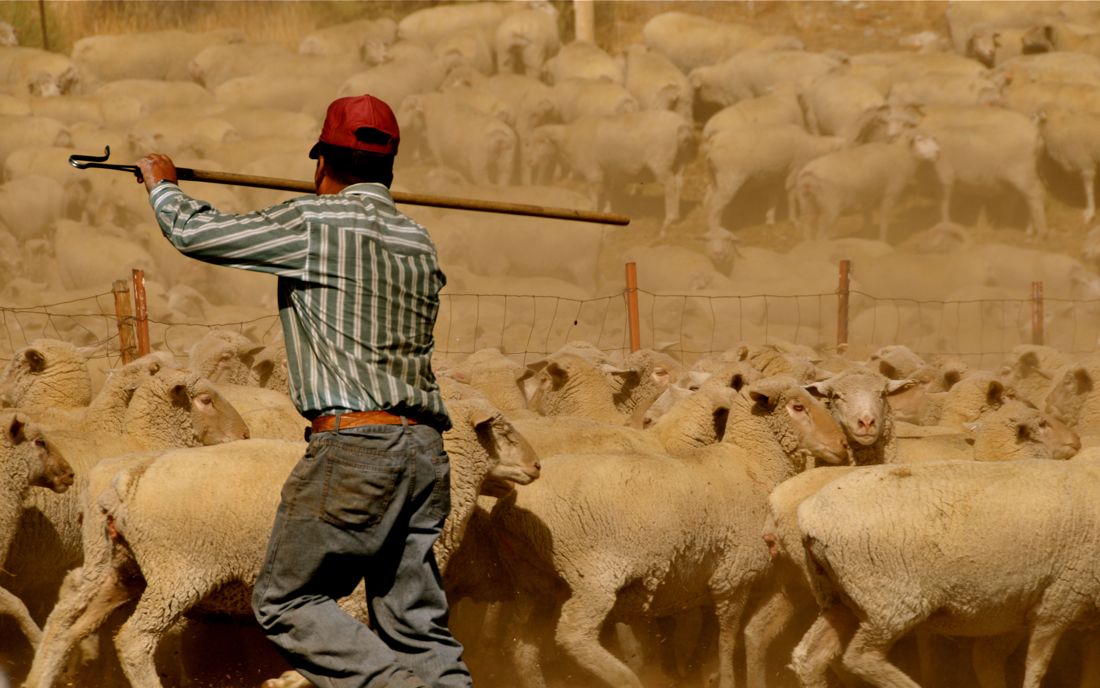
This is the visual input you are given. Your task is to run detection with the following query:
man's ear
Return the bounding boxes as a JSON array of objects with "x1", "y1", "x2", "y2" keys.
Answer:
[{"x1": 314, "y1": 155, "x2": 325, "y2": 191}]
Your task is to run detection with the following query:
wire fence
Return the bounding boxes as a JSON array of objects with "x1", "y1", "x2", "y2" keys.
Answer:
[{"x1": 3, "y1": 264, "x2": 1099, "y2": 372}]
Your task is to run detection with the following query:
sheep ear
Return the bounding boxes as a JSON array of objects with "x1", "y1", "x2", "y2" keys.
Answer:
[
  {"x1": 468, "y1": 403, "x2": 497, "y2": 432},
  {"x1": 545, "y1": 362, "x2": 569, "y2": 390},
  {"x1": 245, "y1": 345, "x2": 266, "y2": 359},
  {"x1": 878, "y1": 360, "x2": 900, "y2": 379},
  {"x1": 169, "y1": 383, "x2": 191, "y2": 409},
  {"x1": 7, "y1": 415, "x2": 26, "y2": 443},
  {"x1": 805, "y1": 380, "x2": 831, "y2": 398},
  {"x1": 986, "y1": 380, "x2": 1006, "y2": 407},
  {"x1": 728, "y1": 372, "x2": 746, "y2": 392},
  {"x1": 749, "y1": 390, "x2": 778, "y2": 411},
  {"x1": 1074, "y1": 368, "x2": 1094, "y2": 394},
  {"x1": 23, "y1": 348, "x2": 46, "y2": 373},
  {"x1": 650, "y1": 365, "x2": 672, "y2": 388},
  {"x1": 253, "y1": 359, "x2": 275, "y2": 383},
  {"x1": 1016, "y1": 422, "x2": 1032, "y2": 443},
  {"x1": 943, "y1": 369, "x2": 962, "y2": 388},
  {"x1": 886, "y1": 379, "x2": 916, "y2": 396},
  {"x1": 712, "y1": 406, "x2": 730, "y2": 442}
]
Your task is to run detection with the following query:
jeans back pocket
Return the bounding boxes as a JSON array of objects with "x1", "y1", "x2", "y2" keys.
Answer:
[{"x1": 317, "y1": 441, "x2": 407, "y2": 531}]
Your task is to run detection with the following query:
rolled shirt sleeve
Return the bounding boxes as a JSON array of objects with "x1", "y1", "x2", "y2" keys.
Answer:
[{"x1": 149, "y1": 182, "x2": 309, "y2": 278}]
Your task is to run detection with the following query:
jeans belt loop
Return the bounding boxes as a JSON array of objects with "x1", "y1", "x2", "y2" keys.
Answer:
[{"x1": 334, "y1": 411, "x2": 342, "y2": 433}]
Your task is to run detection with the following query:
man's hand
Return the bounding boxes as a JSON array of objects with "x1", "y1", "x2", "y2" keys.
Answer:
[{"x1": 135, "y1": 153, "x2": 178, "y2": 193}]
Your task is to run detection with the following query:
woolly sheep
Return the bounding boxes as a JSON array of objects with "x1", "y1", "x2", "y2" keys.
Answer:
[
  {"x1": 0, "y1": 369, "x2": 248, "y2": 625},
  {"x1": 0, "y1": 339, "x2": 96, "y2": 410},
  {"x1": 399, "y1": 92, "x2": 517, "y2": 186},
  {"x1": 442, "y1": 348, "x2": 530, "y2": 416},
  {"x1": 806, "y1": 367, "x2": 913, "y2": 465},
  {"x1": 0, "y1": 414, "x2": 73, "y2": 649},
  {"x1": 642, "y1": 12, "x2": 802, "y2": 73},
  {"x1": 689, "y1": 50, "x2": 842, "y2": 110},
  {"x1": 27, "y1": 398, "x2": 540, "y2": 688},
  {"x1": 794, "y1": 459, "x2": 1100, "y2": 688},
  {"x1": 525, "y1": 111, "x2": 695, "y2": 230},
  {"x1": 522, "y1": 352, "x2": 667, "y2": 426},
  {"x1": 622, "y1": 44, "x2": 692, "y2": 121},
  {"x1": 549, "y1": 78, "x2": 639, "y2": 123},
  {"x1": 297, "y1": 18, "x2": 396, "y2": 59},
  {"x1": 1036, "y1": 106, "x2": 1100, "y2": 224},
  {"x1": 493, "y1": 4, "x2": 560, "y2": 76},
  {"x1": 541, "y1": 40, "x2": 623, "y2": 85},
  {"x1": 490, "y1": 376, "x2": 849, "y2": 688},
  {"x1": 701, "y1": 87, "x2": 805, "y2": 142}
]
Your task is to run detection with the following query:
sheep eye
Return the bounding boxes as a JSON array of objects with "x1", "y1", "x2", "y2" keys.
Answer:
[
  {"x1": 792, "y1": 404, "x2": 805, "y2": 413},
  {"x1": 34, "y1": 438, "x2": 46, "y2": 448}
]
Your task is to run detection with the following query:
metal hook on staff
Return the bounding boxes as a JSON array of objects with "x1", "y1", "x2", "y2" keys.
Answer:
[{"x1": 68, "y1": 146, "x2": 631, "y2": 226}]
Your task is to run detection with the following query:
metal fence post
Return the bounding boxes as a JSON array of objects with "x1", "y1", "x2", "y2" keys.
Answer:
[
  {"x1": 625, "y1": 262, "x2": 641, "y2": 353},
  {"x1": 132, "y1": 269, "x2": 150, "y2": 357},
  {"x1": 112, "y1": 279, "x2": 136, "y2": 364},
  {"x1": 1031, "y1": 281, "x2": 1044, "y2": 346},
  {"x1": 837, "y1": 259, "x2": 851, "y2": 348}
]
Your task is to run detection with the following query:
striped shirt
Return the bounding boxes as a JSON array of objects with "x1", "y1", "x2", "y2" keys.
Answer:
[{"x1": 149, "y1": 181, "x2": 451, "y2": 430}]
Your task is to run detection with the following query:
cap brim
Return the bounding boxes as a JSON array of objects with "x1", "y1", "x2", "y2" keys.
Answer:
[{"x1": 308, "y1": 142, "x2": 322, "y2": 159}]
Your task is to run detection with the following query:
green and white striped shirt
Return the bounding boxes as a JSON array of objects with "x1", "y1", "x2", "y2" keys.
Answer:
[{"x1": 150, "y1": 181, "x2": 451, "y2": 430}]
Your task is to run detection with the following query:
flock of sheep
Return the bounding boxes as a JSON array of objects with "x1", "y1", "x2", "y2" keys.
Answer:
[{"x1": 6, "y1": 1, "x2": 1100, "y2": 688}]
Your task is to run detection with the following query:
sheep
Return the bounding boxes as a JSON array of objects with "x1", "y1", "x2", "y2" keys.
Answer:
[
  {"x1": 26, "y1": 398, "x2": 540, "y2": 688},
  {"x1": 297, "y1": 17, "x2": 397, "y2": 59},
  {"x1": 0, "y1": 46, "x2": 80, "y2": 96},
  {"x1": 541, "y1": 40, "x2": 622, "y2": 85},
  {"x1": 550, "y1": 78, "x2": 639, "y2": 123},
  {"x1": 1044, "y1": 363, "x2": 1100, "y2": 438},
  {"x1": 806, "y1": 367, "x2": 913, "y2": 465},
  {"x1": 441, "y1": 348, "x2": 530, "y2": 416},
  {"x1": 524, "y1": 111, "x2": 695, "y2": 231},
  {"x1": 689, "y1": 50, "x2": 842, "y2": 110},
  {"x1": 0, "y1": 369, "x2": 247, "y2": 624},
  {"x1": 400, "y1": 93, "x2": 517, "y2": 186},
  {"x1": 998, "y1": 79, "x2": 1100, "y2": 118},
  {"x1": 187, "y1": 330, "x2": 266, "y2": 386},
  {"x1": 794, "y1": 132, "x2": 940, "y2": 242},
  {"x1": 433, "y1": 28, "x2": 496, "y2": 76},
  {"x1": 71, "y1": 29, "x2": 242, "y2": 82},
  {"x1": 250, "y1": 342, "x2": 289, "y2": 393},
  {"x1": 799, "y1": 73, "x2": 886, "y2": 143},
  {"x1": 622, "y1": 44, "x2": 692, "y2": 121},
  {"x1": 489, "y1": 375, "x2": 849, "y2": 688},
  {"x1": 703, "y1": 124, "x2": 844, "y2": 240},
  {"x1": 521, "y1": 352, "x2": 669, "y2": 426},
  {"x1": 996, "y1": 345, "x2": 1067, "y2": 407},
  {"x1": 994, "y1": 52, "x2": 1100, "y2": 87},
  {"x1": 0, "y1": 339, "x2": 95, "y2": 410},
  {"x1": 480, "y1": 73, "x2": 558, "y2": 139},
  {"x1": 794, "y1": 459, "x2": 1100, "y2": 688},
  {"x1": 887, "y1": 72, "x2": 1000, "y2": 108},
  {"x1": 0, "y1": 414, "x2": 73, "y2": 649},
  {"x1": 642, "y1": 12, "x2": 803, "y2": 73},
  {"x1": 751, "y1": 399, "x2": 1079, "y2": 688},
  {"x1": 493, "y1": 3, "x2": 560, "y2": 76},
  {"x1": 1036, "y1": 106, "x2": 1100, "y2": 224},
  {"x1": 701, "y1": 87, "x2": 805, "y2": 142}
]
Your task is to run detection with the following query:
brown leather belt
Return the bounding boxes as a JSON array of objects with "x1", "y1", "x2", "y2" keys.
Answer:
[{"x1": 310, "y1": 410, "x2": 416, "y2": 434}]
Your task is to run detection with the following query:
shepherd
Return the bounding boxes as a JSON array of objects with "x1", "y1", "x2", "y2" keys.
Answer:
[{"x1": 136, "y1": 93, "x2": 472, "y2": 688}]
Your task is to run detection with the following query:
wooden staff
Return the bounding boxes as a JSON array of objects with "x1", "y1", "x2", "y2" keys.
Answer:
[{"x1": 69, "y1": 147, "x2": 631, "y2": 226}]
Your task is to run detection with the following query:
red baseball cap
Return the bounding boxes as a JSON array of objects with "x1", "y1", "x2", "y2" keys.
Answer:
[{"x1": 309, "y1": 94, "x2": 400, "y2": 158}]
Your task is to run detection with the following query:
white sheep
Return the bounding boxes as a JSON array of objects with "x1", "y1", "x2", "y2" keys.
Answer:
[
  {"x1": 549, "y1": 78, "x2": 639, "y2": 123},
  {"x1": 490, "y1": 375, "x2": 850, "y2": 688},
  {"x1": 400, "y1": 92, "x2": 517, "y2": 186},
  {"x1": 493, "y1": 3, "x2": 560, "y2": 76},
  {"x1": 701, "y1": 87, "x2": 805, "y2": 142},
  {"x1": 887, "y1": 71, "x2": 999, "y2": 108},
  {"x1": 689, "y1": 50, "x2": 842, "y2": 110},
  {"x1": 0, "y1": 46, "x2": 80, "y2": 96},
  {"x1": 297, "y1": 18, "x2": 396, "y2": 59},
  {"x1": 541, "y1": 40, "x2": 622, "y2": 85},
  {"x1": 1036, "y1": 106, "x2": 1100, "y2": 224},
  {"x1": 799, "y1": 73, "x2": 885, "y2": 143},
  {"x1": 806, "y1": 366, "x2": 913, "y2": 466},
  {"x1": 525, "y1": 111, "x2": 695, "y2": 231},
  {"x1": 793, "y1": 132, "x2": 940, "y2": 242},
  {"x1": 703, "y1": 123, "x2": 844, "y2": 241},
  {"x1": 998, "y1": 79, "x2": 1100, "y2": 118},
  {"x1": 642, "y1": 12, "x2": 802, "y2": 73},
  {"x1": 794, "y1": 459, "x2": 1100, "y2": 688},
  {"x1": 26, "y1": 398, "x2": 540, "y2": 688},
  {"x1": 0, "y1": 413, "x2": 73, "y2": 649},
  {"x1": 521, "y1": 351, "x2": 669, "y2": 426},
  {"x1": 0, "y1": 339, "x2": 96, "y2": 410},
  {"x1": 622, "y1": 44, "x2": 692, "y2": 122}
]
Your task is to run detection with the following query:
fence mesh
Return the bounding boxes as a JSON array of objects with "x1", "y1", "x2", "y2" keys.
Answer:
[{"x1": 4, "y1": 280, "x2": 1098, "y2": 371}]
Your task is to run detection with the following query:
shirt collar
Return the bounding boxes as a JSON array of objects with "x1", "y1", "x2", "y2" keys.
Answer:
[{"x1": 341, "y1": 182, "x2": 395, "y2": 209}]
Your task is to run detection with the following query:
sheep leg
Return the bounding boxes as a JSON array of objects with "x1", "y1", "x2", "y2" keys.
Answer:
[
  {"x1": 791, "y1": 605, "x2": 856, "y2": 688},
  {"x1": 841, "y1": 623, "x2": 920, "y2": 688},
  {"x1": 938, "y1": 174, "x2": 955, "y2": 224},
  {"x1": 28, "y1": 566, "x2": 134, "y2": 688},
  {"x1": 878, "y1": 187, "x2": 902, "y2": 243},
  {"x1": 1078, "y1": 629, "x2": 1100, "y2": 688},
  {"x1": 0, "y1": 584, "x2": 42, "y2": 648},
  {"x1": 115, "y1": 582, "x2": 197, "y2": 688},
  {"x1": 743, "y1": 583, "x2": 797, "y2": 688},
  {"x1": 554, "y1": 590, "x2": 643, "y2": 688},
  {"x1": 705, "y1": 174, "x2": 744, "y2": 239},
  {"x1": 662, "y1": 172, "x2": 684, "y2": 230},
  {"x1": 509, "y1": 596, "x2": 552, "y2": 688},
  {"x1": 971, "y1": 633, "x2": 1021, "y2": 688},
  {"x1": 1019, "y1": 615, "x2": 1072, "y2": 688},
  {"x1": 1083, "y1": 168, "x2": 1096, "y2": 225},
  {"x1": 713, "y1": 586, "x2": 751, "y2": 688},
  {"x1": 1012, "y1": 177, "x2": 1047, "y2": 239}
]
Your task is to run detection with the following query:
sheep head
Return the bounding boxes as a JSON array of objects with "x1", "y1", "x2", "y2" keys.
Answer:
[
  {"x1": 1045, "y1": 366, "x2": 1094, "y2": 427},
  {"x1": 745, "y1": 376, "x2": 849, "y2": 467},
  {"x1": 126, "y1": 371, "x2": 249, "y2": 447},
  {"x1": 0, "y1": 339, "x2": 93, "y2": 409},
  {"x1": 807, "y1": 368, "x2": 913, "y2": 449},
  {"x1": 1, "y1": 413, "x2": 74, "y2": 494},
  {"x1": 188, "y1": 330, "x2": 265, "y2": 385}
]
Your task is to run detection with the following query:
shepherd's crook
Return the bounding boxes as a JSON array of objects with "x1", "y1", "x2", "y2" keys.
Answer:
[{"x1": 69, "y1": 146, "x2": 630, "y2": 226}]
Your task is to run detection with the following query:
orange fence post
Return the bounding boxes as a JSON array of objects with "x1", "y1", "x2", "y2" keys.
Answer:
[
  {"x1": 112, "y1": 279, "x2": 136, "y2": 364},
  {"x1": 625, "y1": 262, "x2": 641, "y2": 353},
  {"x1": 132, "y1": 269, "x2": 150, "y2": 358},
  {"x1": 1032, "y1": 281, "x2": 1044, "y2": 346},
  {"x1": 837, "y1": 259, "x2": 851, "y2": 349}
]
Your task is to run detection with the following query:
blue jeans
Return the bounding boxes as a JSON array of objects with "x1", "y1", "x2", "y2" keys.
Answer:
[{"x1": 252, "y1": 421, "x2": 472, "y2": 688}]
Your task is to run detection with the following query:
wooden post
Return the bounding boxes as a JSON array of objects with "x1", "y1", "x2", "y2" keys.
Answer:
[
  {"x1": 132, "y1": 269, "x2": 150, "y2": 358},
  {"x1": 38, "y1": 0, "x2": 49, "y2": 51},
  {"x1": 625, "y1": 262, "x2": 641, "y2": 353},
  {"x1": 1031, "y1": 281, "x2": 1044, "y2": 346},
  {"x1": 574, "y1": 0, "x2": 595, "y2": 43},
  {"x1": 837, "y1": 259, "x2": 851, "y2": 348},
  {"x1": 112, "y1": 279, "x2": 136, "y2": 364}
]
